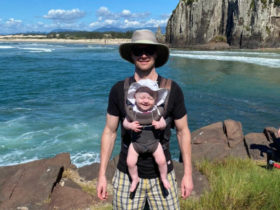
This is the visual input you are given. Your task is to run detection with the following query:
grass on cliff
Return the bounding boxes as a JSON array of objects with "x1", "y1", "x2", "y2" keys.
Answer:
[
  {"x1": 63, "y1": 158, "x2": 280, "y2": 210},
  {"x1": 181, "y1": 157, "x2": 280, "y2": 210}
]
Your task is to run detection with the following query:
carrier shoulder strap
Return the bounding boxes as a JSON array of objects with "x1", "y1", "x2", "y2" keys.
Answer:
[
  {"x1": 124, "y1": 77, "x2": 131, "y2": 103},
  {"x1": 124, "y1": 77, "x2": 133, "y2": 121},
  {"x1": 159, "y1": 77, "x2": 172, "y2": 117}
]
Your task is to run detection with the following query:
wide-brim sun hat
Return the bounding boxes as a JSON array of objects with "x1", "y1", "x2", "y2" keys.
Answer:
[
  {"x1": 119, "y1": 29, "x2": 169, "y2": 68},
  {"x1": 127, "y1": 79, "x2": 168, "y2": 106}
]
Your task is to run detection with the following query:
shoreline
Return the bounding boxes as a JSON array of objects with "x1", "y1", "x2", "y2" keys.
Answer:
[
  {"x1": 0, "y1": 36, "x2": 130, "y2": 45},
  {"x1": 1, "y1": 36, "x2": 280, "y2": 52}
]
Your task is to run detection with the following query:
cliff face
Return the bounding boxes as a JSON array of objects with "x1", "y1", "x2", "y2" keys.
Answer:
[{"x1": 166, "y1": 0, "x2": 280, "y2": 48}]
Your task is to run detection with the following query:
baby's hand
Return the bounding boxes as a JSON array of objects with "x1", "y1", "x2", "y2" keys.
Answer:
[
  {"x1": 123, "y1": 118, "x2": 142, "y2": 132},
  {"x1": 129, "y1": 121, "x2": 142, "y2": 132},
  {"x1": 152, "y1": 117, "x2": 166, "y2": 130}
]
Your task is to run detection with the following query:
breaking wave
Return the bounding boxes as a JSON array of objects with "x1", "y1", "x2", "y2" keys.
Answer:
[{"x1": 171, "y1": 51, "x2": 280, "y2": 68}]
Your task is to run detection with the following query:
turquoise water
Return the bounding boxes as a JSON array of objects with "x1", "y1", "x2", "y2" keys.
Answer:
[{"x1": 0, "y1": 42, "x2": 279, "y2": 167}]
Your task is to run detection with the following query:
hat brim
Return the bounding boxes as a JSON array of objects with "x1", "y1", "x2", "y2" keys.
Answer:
[{"x1": 119, "y1": 42, "x2": 169, "y2": 68}]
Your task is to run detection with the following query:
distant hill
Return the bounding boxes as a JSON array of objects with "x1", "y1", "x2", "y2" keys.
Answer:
[
  {"x1": 94, "y1": 27, "x2": 166, "y2": 34},
  {"x1": 50, "y1": 29, "x2": 80, "y2": 33}
]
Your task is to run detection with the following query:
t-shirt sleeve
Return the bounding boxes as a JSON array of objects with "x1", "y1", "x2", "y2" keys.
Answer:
[
  {"x1": 107, "y1": 81, "x2": 123, "y2": 117},
  {"x1": 170, "y1": 81, "x2": 187, "y2": 120}
]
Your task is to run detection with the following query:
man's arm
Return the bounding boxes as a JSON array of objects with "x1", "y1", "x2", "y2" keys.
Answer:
[
  {"x1": 174, "y1": 114, "x2": 193, "y2": 199},
  {"x1": 97, "y1": 113, "x2": 119, "y2": 200}
]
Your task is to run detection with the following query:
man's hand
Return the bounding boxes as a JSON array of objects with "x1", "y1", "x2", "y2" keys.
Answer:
[
  {"x1": 181, "y1": 174, "x2": 193, "y2": 199},
  {"x1": 175, "y1": 115, "x2": 193, "y2": 199},
  {"x1": 97, "y1": 114, "x2": 118, "y2": 200},
  {"x1": 97, "y1": 175, "x2": 108, "y2": 200}
]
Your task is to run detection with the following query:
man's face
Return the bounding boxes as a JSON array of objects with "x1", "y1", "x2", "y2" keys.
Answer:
[
  {"x1": 131, "y1": 45, "x2": 157, "y2": 71},
  {"x1": 134, "y1": 91, "x2": 155, "y2": 112}
]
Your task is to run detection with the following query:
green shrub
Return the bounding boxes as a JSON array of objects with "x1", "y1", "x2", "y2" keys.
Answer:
[
  {"x1": 181, "y1": 157, "x2": 280, "y2": 210},
  {"x1": 184, "y1": 0, "x2": 196, "y2": 6},
  {"x1": 250, "y1": 0, "x2": 256, "y2": 10},
  {"x1": 211, "y1": 35, "x2": 227, "y2": 42},
  {"x1": 275, "y1": 0, "x2": 280, "y2": 7},
  {"x1": 266, "y1": 26, "x2": 271, "y2": 34},
  {"x1": 261, "y1": 0, "x2": 268, "y2": 8}
]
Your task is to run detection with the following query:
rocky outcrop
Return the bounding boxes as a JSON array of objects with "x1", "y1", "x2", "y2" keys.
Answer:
[
  {"x1": 0, "y1": 153, "x2": 72, "y2": 210},
  {"x1": 166, "y1": 0, "x2": 280, "y2": 48},
  {"x1": 0, "y1": 120, "x2": 279, "y2": 209},
  {"x1": 156, "y1": 26, "x2": 166, "y2": 43},
  {"x1": 192, "y1": 119, "x2": 279, "y2": 162}
]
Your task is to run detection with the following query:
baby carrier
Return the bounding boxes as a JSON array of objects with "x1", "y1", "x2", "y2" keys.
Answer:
[{"x1": 123, "y1": 77, "x2": 172, "y2": 152}]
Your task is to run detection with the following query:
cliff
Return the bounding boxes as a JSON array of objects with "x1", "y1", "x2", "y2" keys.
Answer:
[{"x1": 166, "y1": 0, "x2": 280, "y2": 48}]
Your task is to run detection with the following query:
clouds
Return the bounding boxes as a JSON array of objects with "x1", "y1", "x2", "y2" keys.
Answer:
[
  {"x1": 90, "y1": 6, "x2": 168, "y2": 29},
  {"x1": 43, "y1": 9, "x2": 86, "y2": 22},
  {"x1": 0, "y1": 18, "x2": 23, "y2": 34},
  {"x1": 6, "y1": 18, "x2": 23, "y2": 27},
  {"x1": 0, "y1": 6, "x2": 171, "y2": 34},
  {"x1": 96, "y1": 7, "x2": 149, "y2": 20}
]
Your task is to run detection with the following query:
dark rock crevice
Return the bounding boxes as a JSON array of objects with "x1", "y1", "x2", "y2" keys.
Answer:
[
  {"x1": 51, "y1": 166, "x2": 64, "y2": 193},
  {"x1": 220, "y1": 0, "x2": 226, "y2": 34},
  {"x1": 226, "y1": 0, "x2": 239, "y2": 45}
]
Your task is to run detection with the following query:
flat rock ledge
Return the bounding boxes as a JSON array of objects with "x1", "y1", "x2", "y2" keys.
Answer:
[{"x1": 0, "y1": 119, "x2": 279, "y2": 210}]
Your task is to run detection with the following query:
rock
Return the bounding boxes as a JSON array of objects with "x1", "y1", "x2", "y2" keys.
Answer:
[
  {"x1": 191, "y1": 121, "x2": 230, "y2": 161},
  {"x1": 0, "y1": 153, "x2": 71, "y2": 210},
  {"x1": 228, "y1": 140, "x2": 248, "y2": 159},
  {"x1": 173, "y1": 161, "x2": 209, "y2": 197},
  {"x1": 244, "y1": 133, "x2": 270, "y2": 160},
  {"x1": 166, "y1": 0, "x2": 280, "y2": 49},
  {"x1": 192, "y1": 122, "x2": 227, "y2": 144},
  {"x1": 223, "y1": 119, "x2": 244, "y2": 148},
  {"x1": 78, "y1": 155, "x2": 119, "y2": 182},
  {"x1": 155, "y1": 26, "x2": 166, "y2": 44},
  {"x1": 191, "y1": 120, "x2": 249, "y2": 161},
  {"x1": 263, "y1": 127, "x2": 278, "y2": 143},
  {"x1": 48, "y1": 185, "x2": 95, "y2": 210}
]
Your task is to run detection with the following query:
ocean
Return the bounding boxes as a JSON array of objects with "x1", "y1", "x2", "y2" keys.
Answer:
[{"x1": 0, "y1": 42, "x2": 279, "y2": 167}]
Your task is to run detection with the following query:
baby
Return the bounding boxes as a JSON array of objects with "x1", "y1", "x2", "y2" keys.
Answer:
[{"x1": 123, "y1": 79, "x2": 171, "y2": 192}]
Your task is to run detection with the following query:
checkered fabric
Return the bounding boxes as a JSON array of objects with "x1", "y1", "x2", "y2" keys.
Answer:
[{"x1": 112, "y1": 169, "x2": 180, "y2": 210}]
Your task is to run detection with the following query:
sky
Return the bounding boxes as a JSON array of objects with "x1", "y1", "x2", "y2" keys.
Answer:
[{"x1": 0, "y1": 0, "x2": 179, "y2": 34}]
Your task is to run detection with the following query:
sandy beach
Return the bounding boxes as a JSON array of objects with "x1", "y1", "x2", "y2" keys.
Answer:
[
  {"x1": 0, "y1": 34, "x2": 130, "y2": 45},
  {"x1": 1, "y1": 35, "x2": 280, "y2": 51}
]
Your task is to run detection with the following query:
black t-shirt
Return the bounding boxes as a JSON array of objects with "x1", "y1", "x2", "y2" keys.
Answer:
[{"x1": 107, "y1": 75, "x2": 187, "y2": 178}]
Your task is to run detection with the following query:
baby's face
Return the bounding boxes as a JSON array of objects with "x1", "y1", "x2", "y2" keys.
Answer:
[{"x1": 135, "y1": 92, "x2": 155, "y2": 111}]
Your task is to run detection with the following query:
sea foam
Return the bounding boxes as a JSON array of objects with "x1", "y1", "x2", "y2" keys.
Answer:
[
  {"x1": 171, "y1": 51, "x2": 280, "y2": 68},
  {"x1": 0, "y1": 45, "x2": 15, "y2": 49},
  {"x1": 71, "y1": 152, "x2": 100, "y2": 167},
  {"x1": 18, "y1": 47, "x2": 53, "y2": 52}
]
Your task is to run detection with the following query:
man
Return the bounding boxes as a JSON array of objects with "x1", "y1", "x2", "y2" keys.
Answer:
[{"x1": 97, "y1": 29, "x2": 193, "y2": 209}]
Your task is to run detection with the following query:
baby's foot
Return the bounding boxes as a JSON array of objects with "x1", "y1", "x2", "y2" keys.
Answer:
[
  {"x1": 161, "y1": 178, "x2": 171, "y2": 190},
  {"x1": 129, "y1": 178, "x2": 140, "y2": 192}
]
